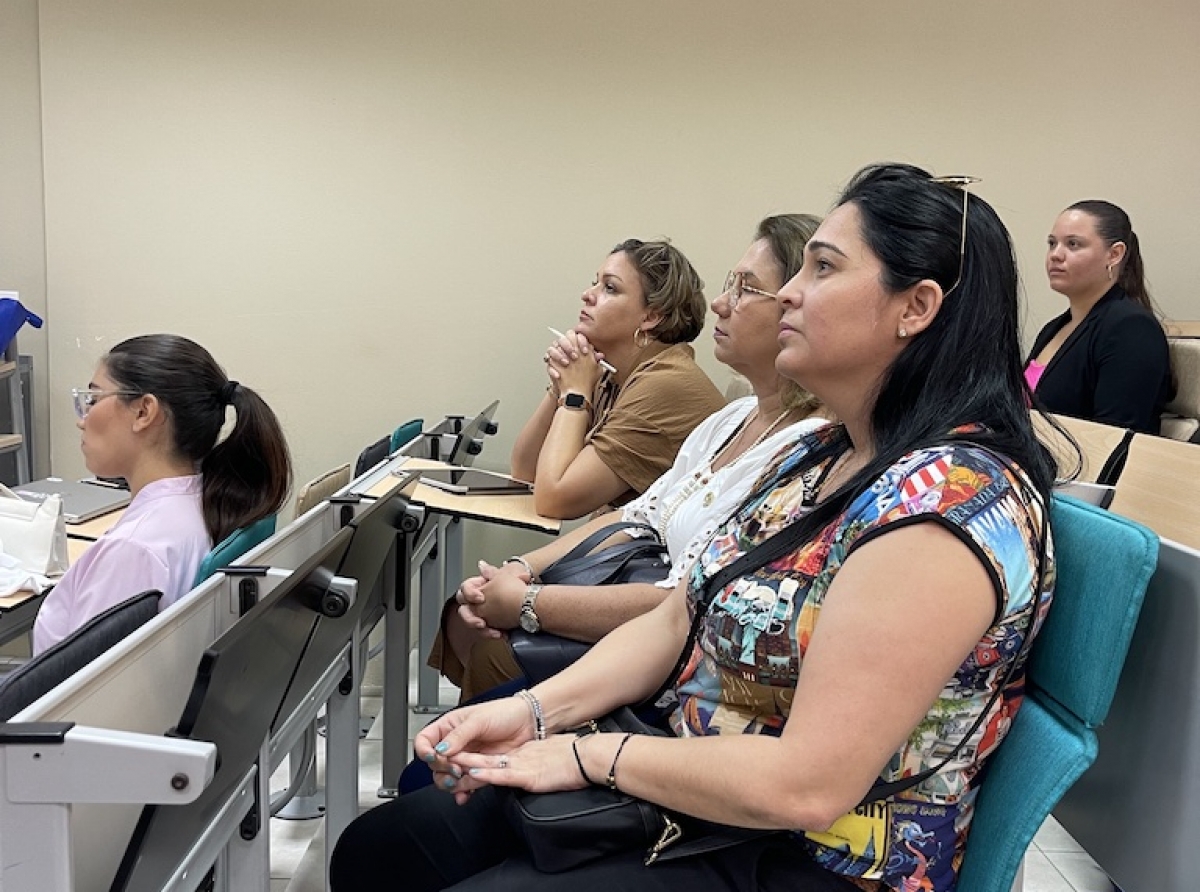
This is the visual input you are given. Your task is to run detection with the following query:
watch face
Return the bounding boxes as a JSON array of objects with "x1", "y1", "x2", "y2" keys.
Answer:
[
  {"x1": 564, "y1": 393, "x2": 587, "y2": 409},
  {"x1": 519, "y1": 610, "x2": 540, "y2": 633}
]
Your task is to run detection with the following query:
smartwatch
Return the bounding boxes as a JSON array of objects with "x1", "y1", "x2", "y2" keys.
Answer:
[
  {"x1": 518, "y1": 583, "x2": 544, "y2": 633},
  {"x1": 558, "y1": 392, "x2": 591, "y2": 412}
]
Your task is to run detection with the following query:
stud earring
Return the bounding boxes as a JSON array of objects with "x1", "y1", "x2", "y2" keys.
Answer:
[{"x1": 898, "y1": 327, "x2": 908, "y2": 339}]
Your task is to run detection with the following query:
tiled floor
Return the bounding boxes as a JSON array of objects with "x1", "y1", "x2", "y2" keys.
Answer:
[{"x1": 267, "y1": 654, "x2": 1119, "y2": 892}]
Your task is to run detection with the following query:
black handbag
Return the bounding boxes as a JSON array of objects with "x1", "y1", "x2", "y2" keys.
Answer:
[
  {"x1": 503, "y1": 442, "x2": 1051, "y2": 873},
  {"x1": 509, "y1": 521, "x2": 670, "y2": 683},
  {"x1": 502, "y1": 708, "x2": 678, "y2": 873},
  {"x1": 502, "y1": 534, "x2": 776, "y2": 873}
]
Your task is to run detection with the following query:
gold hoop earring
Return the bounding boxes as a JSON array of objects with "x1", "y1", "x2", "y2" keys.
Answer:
[
  {"x1": 633, "y1": 328, "x2": 652, "y2": 349},
  {"x1": 1106, "y1": 264, "x2": 1115, "y2": 281}
]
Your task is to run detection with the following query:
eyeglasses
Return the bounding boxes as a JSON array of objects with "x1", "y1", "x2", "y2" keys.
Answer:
[
  {"x1": 72, "y1": 388, "x2": 140, "y2": 419},
  {"x1": 722, "y1": 271, "x2": 778, "y2": 311},
  {"x1": 929, "y1": 175, "x2": 981, "y2": 297}
]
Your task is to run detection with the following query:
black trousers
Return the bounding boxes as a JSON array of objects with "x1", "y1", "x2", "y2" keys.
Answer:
[{"x1": 330, "y1": 785, "x2": 860, "y2": 892}]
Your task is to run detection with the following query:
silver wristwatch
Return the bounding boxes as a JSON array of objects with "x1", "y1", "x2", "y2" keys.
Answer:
[{"x1": 518, "y1": 583, "x2": 544, "y2": 633}]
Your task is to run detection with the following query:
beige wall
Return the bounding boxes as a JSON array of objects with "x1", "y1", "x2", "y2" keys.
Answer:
[
  {"x1": 0, "y1": 0, "x2": 51, "y2": 477},
  {"x1": 24, "y1": 0, "x2": 1200, "y2": 496}
]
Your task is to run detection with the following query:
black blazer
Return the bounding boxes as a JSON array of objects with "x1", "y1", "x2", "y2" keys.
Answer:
[{"x1": 1027, "y1": 285, "x2": 1173, "y2": 435}]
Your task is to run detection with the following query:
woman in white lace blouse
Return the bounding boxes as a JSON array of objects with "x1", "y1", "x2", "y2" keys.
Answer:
[{"x1": 431, "y1": 215, "x2": 829, "y2": 701}]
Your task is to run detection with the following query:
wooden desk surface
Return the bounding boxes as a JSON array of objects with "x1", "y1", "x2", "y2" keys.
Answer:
[
  {"x1": 0, "y1": 588, "x2": 41, "y2": 610},
  {"x1": 66, "y1": 506, "x2": 125, "y2": 541},
  {"x1": 364, "y1": 459, "x2": 561, "y2": 535},
  {"x1": 1110, "y1": 434, "x2": 1200, "y2": 551},
  {"x1": 1164, "y1": 320, "x2": 1200, "y2": 338},
  {"x1": 0, "y1": 537, "x2": 95, "y2": 612}
]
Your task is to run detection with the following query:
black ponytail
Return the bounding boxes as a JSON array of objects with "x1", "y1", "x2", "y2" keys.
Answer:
[
  {"x1": 104, "y1": 334, "x2": 293, "y2": 543},
  {"x1": 1066, "y1": 199, "x2": 1153, "y2": 312}
]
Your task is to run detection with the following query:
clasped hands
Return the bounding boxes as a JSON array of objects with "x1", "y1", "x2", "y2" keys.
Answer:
[
  {"x1": 455, "y1": 559, "x2": 531, "y2": 636},
  {"x1": 415, "y1": 697, "x2": 598, "y2": 805},
  {"x1": 544, "y1": 328, "x2": 606, "y2": 397}
]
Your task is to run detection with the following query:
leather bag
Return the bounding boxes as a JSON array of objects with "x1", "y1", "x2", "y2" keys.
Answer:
[{"x1": 510, "y1": 522, "x2": 670, "y2": 682}]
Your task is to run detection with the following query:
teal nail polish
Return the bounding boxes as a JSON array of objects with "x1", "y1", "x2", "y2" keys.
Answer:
[
  {"x1": 422, "y1": 751, "x2": 436, "y2": 763},
  {"x1": 450, "y1": 765, "x2": 463, "y2": 779},
  {"x1": 469, "y1": 768, "x2": 482, "y2": 777},
  {"x1": 442, "y1": 777, "x2": 457, "y2": 789},
  {"x1": 435, "y1": 742, "x2": 449, "y2": 754}
]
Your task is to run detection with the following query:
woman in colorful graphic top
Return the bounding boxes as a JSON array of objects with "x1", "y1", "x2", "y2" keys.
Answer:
[{"x1": 331, "y1": 165, "x2": 1056, "y2": 892}]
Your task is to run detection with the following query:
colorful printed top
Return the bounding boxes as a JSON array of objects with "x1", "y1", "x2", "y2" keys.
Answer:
[{"x1": 672, "y1": 425, "x2": 1054, "y2": 892}]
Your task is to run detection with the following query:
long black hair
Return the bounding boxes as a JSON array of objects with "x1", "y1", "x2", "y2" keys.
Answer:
[
  {"x1": 775, "y1": 164, "x2": 1055, "y2": 538},
  {"x1": 104, "y1": 334, "x2": 293, "y2": 543}
]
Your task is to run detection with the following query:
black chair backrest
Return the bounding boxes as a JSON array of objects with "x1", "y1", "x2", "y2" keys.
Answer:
[
  {"x1": 354, "y1": 434, "x2": 391, "y2": 477},
  {"x1": 0, "y1": 590, "x2": 162, "y2": 721}
]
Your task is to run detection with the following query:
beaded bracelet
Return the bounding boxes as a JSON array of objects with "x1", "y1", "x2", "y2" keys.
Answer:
[
  {"x1": 605, "y1": 732, "x2": 635, "y2": 791},
  {"x1": 516, "y1": 689, "x2": 546, "y2": 740}
]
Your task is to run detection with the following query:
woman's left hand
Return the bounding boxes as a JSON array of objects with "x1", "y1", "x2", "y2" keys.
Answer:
[
  {"x1": 549, "y1": 331, "x2": 606, "y2": 397},
  {"x1": 453, "y1": 733, "x2": 593, "y2": 794},
  {"x1": 471, "y1": 571, "x2": 527, "y2": 630}
]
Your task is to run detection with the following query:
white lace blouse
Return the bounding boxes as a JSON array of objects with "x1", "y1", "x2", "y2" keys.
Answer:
[{"x1": 621, "y1": 397, "x2": 827, "y2": 590}]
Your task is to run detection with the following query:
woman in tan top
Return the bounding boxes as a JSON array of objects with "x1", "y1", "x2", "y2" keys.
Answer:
[{"x1": 510, "y1": 239, "x2": 724, "y2": 519}]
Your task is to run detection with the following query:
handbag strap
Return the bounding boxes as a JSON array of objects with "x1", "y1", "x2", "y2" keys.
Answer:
[
  {"x1": 651, "y1": 439, "x2": 1050, "y2": 807},
  {"x1": 551, "y1": 521, "x2": 664, "y2": 569},
  {"x1": 540, "y1": 522, "x2": 665, "y2": 587}
]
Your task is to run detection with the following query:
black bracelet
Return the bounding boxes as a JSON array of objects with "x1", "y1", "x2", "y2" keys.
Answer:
[
  {"x1": 571, "y1": 736, "x2": 599, "y2": 786},
  {"x1": 605, "y1": 732, "x2": 635, "y2": 791}
]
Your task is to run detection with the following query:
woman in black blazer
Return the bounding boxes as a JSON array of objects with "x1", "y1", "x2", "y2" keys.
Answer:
[{"x1": 1026, "y1": 200, "x2": 1172, "y2": 434}]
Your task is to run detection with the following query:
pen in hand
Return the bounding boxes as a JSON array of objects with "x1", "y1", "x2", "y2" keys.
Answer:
[{"x1": 548, "y1": 327, "x2": 616, "y2": 374}]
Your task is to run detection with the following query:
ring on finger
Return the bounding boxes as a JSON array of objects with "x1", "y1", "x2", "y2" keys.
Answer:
[
  {"x1": 498, "y1": 754, "x2": 509, "y2": 769},
  {"x1": 455, "y1": 588, "x2": 465, "y2": 604}
]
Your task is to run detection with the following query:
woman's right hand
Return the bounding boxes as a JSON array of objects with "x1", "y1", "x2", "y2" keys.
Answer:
[
  {"x1": 415, "y1": 696, "x2": 535, "y2": 803},
  {"x1": 456, "y1": 560, "x2": 527, "y2": 636}
]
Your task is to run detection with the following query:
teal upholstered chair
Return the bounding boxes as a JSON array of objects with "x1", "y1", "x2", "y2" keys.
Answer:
[
  {"x1": 956, "y1": 495, "x2": 1158, "y2": 891},
  {"x1": 192, "y1": 514, "x2": 278, "y2": 586},
  {"x1": 390, "y1": 418, "x2": 424, "y2": 454}
]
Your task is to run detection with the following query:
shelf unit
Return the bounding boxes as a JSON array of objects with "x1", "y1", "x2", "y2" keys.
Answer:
[{"x1": 0, "y1": 338, "x2": 30, "y2": 484}]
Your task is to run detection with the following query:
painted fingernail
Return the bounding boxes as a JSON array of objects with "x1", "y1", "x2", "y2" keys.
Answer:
[
  {"x1": 442, "y1": 777, "x2": 457, "y2": 789},
  {"x1": 422, "y1": 751, "x2": 436, "y2": 763},
  {"x1": 450, "y1": 765, "x2": 463, "y2": 778},
  {"x1": 435, "y1": 742, "x2": 449, "y2": 754},
  {"x1": 469, "y1": 768, "x2": 482, "y2": 777}
]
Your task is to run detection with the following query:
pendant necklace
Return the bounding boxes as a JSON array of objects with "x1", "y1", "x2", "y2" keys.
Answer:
[{"x1": 659, "y1": 407, "x2": 792, "y2": 527}]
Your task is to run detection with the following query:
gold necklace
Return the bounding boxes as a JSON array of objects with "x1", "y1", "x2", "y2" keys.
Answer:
[{"x1": 659, "y1": 408, "x2": 792, "y2": 527}]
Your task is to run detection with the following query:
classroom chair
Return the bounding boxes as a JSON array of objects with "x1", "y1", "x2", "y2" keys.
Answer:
[
  {"x1": 0, "y1": 590, "x2": 161, "y2": 720},
  {"x1": 956, "y1": 495, "x2": 1158, "y2": 892},
  {"x1": 390, "y1": 418, "x2": 424, "y2": 453},
  {"x1": 295, "y1": 462, "x2": 352, "y2": 517},
  {"x1": 1161, "y1": 336, "x2": 1200, "y2": 442},
  {"x1": 192, "y1": 514, "x2": 277, "y2": 586}
]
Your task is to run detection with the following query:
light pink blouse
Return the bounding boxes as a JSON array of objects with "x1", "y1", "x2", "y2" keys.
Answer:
[{"x1": 32, "y1": 475, "x2": 211, "y2": 654}]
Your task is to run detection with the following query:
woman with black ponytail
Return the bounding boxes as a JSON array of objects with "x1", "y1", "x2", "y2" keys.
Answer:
[
  {"x1": 1027, "y1": 200, "x2": 1173, "y2": 433},
  {"x1": 33, "y1": 334, "x2": 291, "y2": 653}
]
